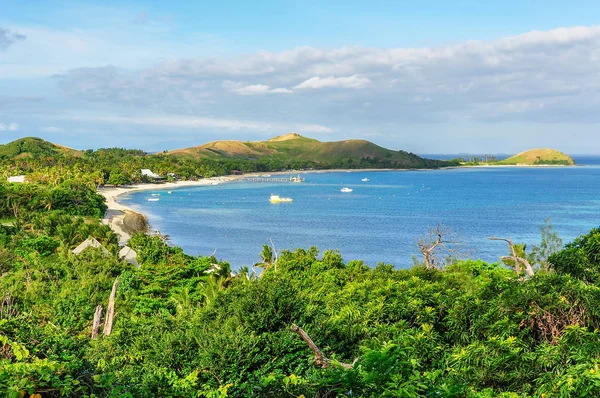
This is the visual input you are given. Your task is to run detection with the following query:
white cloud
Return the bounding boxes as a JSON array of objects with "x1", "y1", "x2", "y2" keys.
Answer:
[
  {"x1": 270, "y1": 88, "x2": 293, "y2": 94},
  {"x1": 38, "y1": 126, "x2": 64, "y2": 133},
  {"x1": 0, "y1": 122, "x2": 19, "y2": 131},
  {"x1": 224, "y1": 82, "x2": 294, "y2": 95},
  {"x1": 295, "y1": 75, "x2": 370, "y2": 90},
  {"x1": 9, "y1": 24, "x2": 600, "y2": 151},
  {"x1": 233, "y1": 84, "x2": 271, "y2": 95},
  {"x1": 59, "y1": 113, "x2": 333, "y2": 133}
]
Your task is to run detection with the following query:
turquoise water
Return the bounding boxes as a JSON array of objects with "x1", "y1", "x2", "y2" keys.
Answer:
[{"x1": 120, "y1": 165, "x2": 600, "y2": 269}]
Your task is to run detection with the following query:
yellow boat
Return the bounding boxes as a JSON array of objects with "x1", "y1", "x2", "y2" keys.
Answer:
[{"x1": 270, "y1": 194, "x2": 293, "y2": 203}]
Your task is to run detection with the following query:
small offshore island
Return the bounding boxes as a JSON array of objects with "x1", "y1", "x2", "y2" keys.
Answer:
[
  {"x1": 454, "y1": 148, "x2": 576, "y2": 166},
  {"x1": 1, "y1": 133, "x2": 598, "y2": 398}
]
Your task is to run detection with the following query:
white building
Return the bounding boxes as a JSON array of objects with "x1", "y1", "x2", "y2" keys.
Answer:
[{"x1": 141, "y1": 169, "x2": 161, "y2": 179}]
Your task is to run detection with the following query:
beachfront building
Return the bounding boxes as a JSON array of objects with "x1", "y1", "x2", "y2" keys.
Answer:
[
  {"x1": 119, "y1": 246, "x2": 139, "y2": 267},
  {"x1": 72, "y1": 237, "x2": 110, "y2": 257},
  {"x1": 141, "y1": 169, "x2": 162, "y2": 179},
  {"x1": 7, "y1": 175, "x2": 25, "y2": 183}
]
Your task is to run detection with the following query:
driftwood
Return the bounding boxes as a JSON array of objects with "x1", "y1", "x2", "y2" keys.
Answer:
[
  {"x1": 91, "y1": 305, "x2": 103, "y2": 339},
  {"x1": 103, "y1": 277, "x2": 119, "y2": 336},
  {"x1": 291, "y1": 324, "x2": 357, "y2": 369},
  {"x1": 489, "y1": 237, "x2": 535, "y2": 277}
]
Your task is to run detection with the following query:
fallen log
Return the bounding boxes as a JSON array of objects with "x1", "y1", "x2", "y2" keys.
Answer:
[{"x1": 103, "y1": 277, "x2": 119, "y2": 336}]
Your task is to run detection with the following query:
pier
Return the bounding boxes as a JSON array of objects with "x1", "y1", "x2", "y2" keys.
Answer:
[{"x1": 240, "y1": 177, "x2": 303, "y2": 183}]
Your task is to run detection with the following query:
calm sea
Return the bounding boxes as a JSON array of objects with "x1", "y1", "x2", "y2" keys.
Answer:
[{"x1": 120, "y1": 157, "x2": 600, "y2": 269}]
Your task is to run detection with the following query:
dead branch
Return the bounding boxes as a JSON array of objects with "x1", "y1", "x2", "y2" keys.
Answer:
[
  {"x1": 291, "y1": 324, "x2": 357, "y2": 369},
  {"x1": 417, "y1": 224, "x2": 461, "y2": 269},
  {"x1": 103, "y1": 277, "x2": 119, "y2": 336},
  {"x1": 489, "y1": 237, "x2": 534, "y2": 277},
  {"x1": 269, "y1": 238, "x2": 279, "y2": 271},
  {"x1": 91, "y1": 305, "x2": 103, "y2": 339}
]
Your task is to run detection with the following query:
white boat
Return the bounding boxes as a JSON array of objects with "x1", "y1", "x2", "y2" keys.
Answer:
[
  {"x1": 290, "y1": 174, "x2": 305, "y2": 183},
  {"x1": 270, "y1": 194, "x2": 293, "y2": 203},
  {"x1": 361, "y1": 178, "x2": 370, "y2": 182},
  {"x1": 151, "y1": 193, "x2": 160, "y2": 196},
  {"x1": 341, "y1": 188, "x2": 353, "y2": 193},
  {"x1": 167, "y1": 191, "x2": 173, "y2": 194},
  {"x1": 147, "y1": 198, "x2": 159, "y2": 202}
]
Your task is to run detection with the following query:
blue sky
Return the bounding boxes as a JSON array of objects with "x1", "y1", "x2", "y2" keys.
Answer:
[{"x1": 1, "y1": 0, "x2": 600, "y2": 153}]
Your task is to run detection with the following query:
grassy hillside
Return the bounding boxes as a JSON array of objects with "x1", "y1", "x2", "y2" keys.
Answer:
[
  {"x1": 169, "y1": 133, "x2": 449, "y2": 169},
  {"x1": 497, "y1": 148, "x2": 575, "y2": 166},
  {"x1": 0, "y1": 137, "x2": 81, "y2": 158}
]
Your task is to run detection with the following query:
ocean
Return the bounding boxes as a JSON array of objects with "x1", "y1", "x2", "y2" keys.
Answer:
[{"x1": 120, "y1": 159, "x2": 600, "y2": 269}]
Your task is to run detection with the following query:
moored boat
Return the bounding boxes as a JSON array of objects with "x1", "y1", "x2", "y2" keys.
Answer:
[{"x1": 270, "y1": 194, "x2": 293, "y2": 203}]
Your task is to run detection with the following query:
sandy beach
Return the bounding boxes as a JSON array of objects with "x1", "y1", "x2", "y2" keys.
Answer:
[{"x1": 98, "y1": 177, "x2": 239, "y2": 245}]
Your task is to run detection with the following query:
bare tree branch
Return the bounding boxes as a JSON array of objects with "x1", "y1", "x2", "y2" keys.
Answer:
[
  {"x1": 489, "y1": 237, "x2": 534, "y2": 277},
  {"x1": 417, "y1": 224, "x2": 463, "y2": 269},
  {"x1": 291, "y1": 324, "x2": 357, "y2": 369}
]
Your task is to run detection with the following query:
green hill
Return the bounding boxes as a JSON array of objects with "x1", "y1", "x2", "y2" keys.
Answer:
[
  {"x1": 497, "y1": 148, "x2": 575, "y2": 166},
  {"x1": 0, "y1": 137, "x2": 81, "y2": 158},
  {"x1": 169, "y1": 133, "x2": 448, "y2": 169}
]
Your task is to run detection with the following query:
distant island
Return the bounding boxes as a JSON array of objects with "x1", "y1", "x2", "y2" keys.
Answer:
[{"x1": 454, "y1": 148, "x2": 575, "y2": 166}]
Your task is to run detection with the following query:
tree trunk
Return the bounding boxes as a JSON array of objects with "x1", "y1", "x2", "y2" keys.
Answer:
[
  {"x1": 91, "y1": 305, "x2": 103, "y2": 339},
  {"x1": 103, "y1": 277, "x2": 118, "y2": 336}
]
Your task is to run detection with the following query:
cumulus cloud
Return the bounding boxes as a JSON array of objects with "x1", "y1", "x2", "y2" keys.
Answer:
[
  {"x1": 0, "y1": 27, "x2": 25, "y2": 51},
  {"x1": 295, "y1": 75, "x2": 370, "y2": 89},
  {"x1": 0, "y1": 122, "x2": 19, "y2": 131},
  {"x1": 53, "y1": 25, "x2": 600, "y2": 128}
]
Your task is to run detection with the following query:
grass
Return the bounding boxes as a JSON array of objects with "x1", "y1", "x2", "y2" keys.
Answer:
[{"x1": 496, "y1": 148, "x2": 575, "y2": 166}]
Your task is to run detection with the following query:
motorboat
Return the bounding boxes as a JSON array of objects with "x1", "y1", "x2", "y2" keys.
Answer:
[
  {"x1": 270, "y1": 194, "x2": 293, "y2": 203},
  {"x1": 341, "y1": 188, "x2": 353, "y2": 193},
  {"x1": 147, "y1": 198, "x2": 159, "y2": 202},
  {"x1": 361, "y1": 178, "x2": 370, "y2": 182},
  {"x1": 151, "y1": 193, "x2": 160, "y2": 196}
]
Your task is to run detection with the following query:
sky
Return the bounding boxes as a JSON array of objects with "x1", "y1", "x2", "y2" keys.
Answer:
[{"x1": 1, "y1": 0, "x2": 600, "y2": 154}]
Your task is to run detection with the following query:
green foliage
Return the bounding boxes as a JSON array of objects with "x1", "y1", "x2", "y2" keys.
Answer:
[
  {"x1": 2, "y1": 145, "x2": 600, "y2": 396},
  {"x1": 550, "y1": 227, "x2": 600, "y2": 283}
]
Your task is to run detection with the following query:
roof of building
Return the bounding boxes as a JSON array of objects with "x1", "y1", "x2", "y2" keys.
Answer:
[
  {"x1": 141, "y1": 169, "x2": 161, "y2": 178},
  {"x1": 119, "y1": 246, "x2": 139, "y2": 267},
  {"x1": 72, "y1": 237, "x2": 110, "y2": 256}
]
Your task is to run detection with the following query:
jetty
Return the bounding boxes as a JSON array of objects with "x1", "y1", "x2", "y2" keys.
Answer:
[{"x1": 241, "y1": 175, "x2": 305, "y2": 183}]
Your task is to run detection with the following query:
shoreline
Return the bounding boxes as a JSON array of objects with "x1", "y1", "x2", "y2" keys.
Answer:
[
  {"x1": 98, "y1": 164, "x2": 575, "y2": 245},
  {"x1": 98, "y1": 176, "x2": 239, "y2": 245}
]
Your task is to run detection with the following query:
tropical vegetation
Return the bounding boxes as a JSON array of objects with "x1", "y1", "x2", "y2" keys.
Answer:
[{"x1": 0, "y1": 137, "x2": 597, "y2": 397}]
